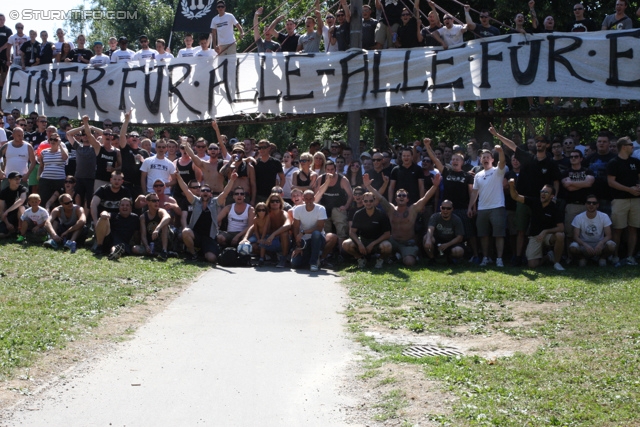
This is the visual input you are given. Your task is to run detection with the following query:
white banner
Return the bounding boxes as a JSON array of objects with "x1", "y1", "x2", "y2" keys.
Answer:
[{"x1": 3, "y1": 31, "x2": 640, "y2": 124}]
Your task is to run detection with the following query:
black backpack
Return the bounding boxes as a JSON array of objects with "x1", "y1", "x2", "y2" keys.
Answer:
[{"x1": 218, "y1": 247, "x2": 251, "y2": 267}]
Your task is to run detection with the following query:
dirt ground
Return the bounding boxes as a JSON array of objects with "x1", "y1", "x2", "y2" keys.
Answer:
[{"x1": 0, "y1": 280, "x2": 565, "y2": 426}]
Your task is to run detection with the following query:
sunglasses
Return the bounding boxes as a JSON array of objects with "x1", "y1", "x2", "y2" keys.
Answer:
[
  {"x1": 189, "y1": 186, "x2": 201, "y2": 189},
  {"x1": 586, "y1": 201, "x2": 598, "y2": 205},
  {"x1": 234, "y1": 192, "x2": 245, "y2": 196},
  {"x1": 440, "y1": 206, "x2": 453, "y2": 210},
  {"x1": 258, "y1": 146, "x2": 270, "y2": 150},
  {"x1": 256, "y1": 209, "x2": 266, "y2": 212},
  {"x1": 201, "y1": 189, "x2": 212, "y2": 193},
  {"x1": 62, "y1": 200, "x2": 73, "y2": 205},
  {"x1": 153, "y1": 183, "x2": 165, "y2": 187},
  {"x1": 300, "y1": 159, "x2": 309, "y2": 163},
  {"x1": 363, "y1": 199, "x2": 375, "y2": 203},
  {"x1": 396, "y1": 194, "x2": 408, "y2": 198},
  {"x1": 65, "y1": 180, "x2": 75, "y2": 184},
  {"x1": 373, "y1": 158, "x2": 383, "y2": 162},
  {"x1": 570, "y1": 155, "x2": 581, "y2": 159},
  {"x1": 104, "y1": 124, "x2": 113, "y2": 127},
  {"x1": 270, "y1": 200, "x2": 281, "y2": 203}
]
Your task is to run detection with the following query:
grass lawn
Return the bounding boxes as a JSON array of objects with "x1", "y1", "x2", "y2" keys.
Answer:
[
  {"x1": 343, "y1": 262, "x2": 640, "y2": 426},
  {"x1": 0, "y1": 241, "x2": 205, "y2": 381}
]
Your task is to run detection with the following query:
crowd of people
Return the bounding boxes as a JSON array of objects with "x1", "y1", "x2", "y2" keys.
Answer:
[
  {"x1": 1, "y1": 105, "x2": 640, "y2": 272},
  {"x1": 1, "y1": 0, "x2": 640, "y2": 112}
]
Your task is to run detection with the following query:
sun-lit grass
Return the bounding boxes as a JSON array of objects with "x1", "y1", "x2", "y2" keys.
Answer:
[
  {"x1": 0, "y1": 241, "x2": 206, "y2": 380},
  {"x1": 343, "y1": 263, "x2": 640, "y2": 426}
]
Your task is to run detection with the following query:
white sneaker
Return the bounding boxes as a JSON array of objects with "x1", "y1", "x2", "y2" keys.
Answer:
[
  {"x1": 594, "y1": 100, "x2": 602, "y2": 107},
  {"x1": 496, "y1": 258, "x2": 504, "y2": 267},
  {"x1": 357, "y1": 258, "x2": 367, "y2": 269},
  {"x1": 444, "y1": 103, "x2": 455, "y2": 111},
  {"x1": 375, "y1": 258, "x2": 384, "y2": 269},
  {"x1": 458, "y1": 105, "x2": 466, "y2": 112},
  {"x1": 625, "y1": 256, "x2": 637, "y2": 266},
  {"x1": 562, "y1": 101, "x2": 574, "y2": 109},
  {"x1": 621, "y1": 99, "x2": 630, "y2": 106},
  {"x1": 479, "y1": 257, "x2": 493, "y2": 267},
  {"x1": 554, "y1": 262, "x2": 565, "y2": 271},
  {"x1": 310, "y1": 264, "x2": 319, "y2": 272},
  {"x1": 580, "y1": 101, "x2": 588, "y2": 109}
]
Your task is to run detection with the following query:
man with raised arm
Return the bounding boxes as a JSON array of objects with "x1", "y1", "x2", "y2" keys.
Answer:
[
  {"x1": 118, "y1": 111, "x2": 150, "y2": 199},
  {"x1": 184, "y1": 131, "x2": 226, "y2": 196},
  {"x1": 467, "y1": 134, "x2": 507, "y2": 268},
  {"x1": 363, "y1": 172, "x2": 441, "y2": 266},
  {"x1": 254, "y1": 8, "x2": 281, "y2": 53},
  {"x1": 174, "y1": 169, "x2": 238, "y2": 264}
]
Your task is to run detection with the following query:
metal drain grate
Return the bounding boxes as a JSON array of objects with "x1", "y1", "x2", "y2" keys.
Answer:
[{"x1": 402, "y1": 345, "x2": 463, "y2": 357}]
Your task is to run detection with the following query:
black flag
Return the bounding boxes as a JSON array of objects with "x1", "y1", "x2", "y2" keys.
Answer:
[{"x1": 172, "y1": 0, "x2": 217, "y2": 33}]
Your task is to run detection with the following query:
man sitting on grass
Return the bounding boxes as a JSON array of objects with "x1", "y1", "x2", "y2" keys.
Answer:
[
  {"x1": 134, "y1": 193, "x2": 173, "y2": 260},
  {"x1": 43, "y1": 193, "x2": 87, "y2": 252},
  {"x1": 424, "y1": 199, "x2": 466, "y2": 264},
  {"x1": 569, "y1": 195, "x2": 616, "y2": 267},
  {"x1": 94, "y1": 198, "x2": 139, "y2": 260},
  {"x1": 0, "y1": 171, "x2": 28, "y2": 239}
]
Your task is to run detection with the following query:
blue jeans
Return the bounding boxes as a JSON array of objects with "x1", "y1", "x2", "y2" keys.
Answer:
[{"x1": 291, "y1": 230, "x2": 325, "y2": 268}]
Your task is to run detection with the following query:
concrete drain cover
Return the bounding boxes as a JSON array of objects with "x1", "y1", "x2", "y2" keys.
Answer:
[{"x1": 403, "y1": 345, "x2": 463, "y2": 357}]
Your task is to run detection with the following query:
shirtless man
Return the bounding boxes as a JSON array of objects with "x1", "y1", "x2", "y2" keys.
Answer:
[
  {"x1": 362, "y1": 172, "x2": 441, "y2": 266},
  {"x1": 219, "y1": 143, "x2": 256, "y2": 204},
  {"x1": 182, "y1": 139, "x2": 225, "y2": 195}
]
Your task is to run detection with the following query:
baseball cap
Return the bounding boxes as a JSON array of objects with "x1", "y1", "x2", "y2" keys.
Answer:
[{"x1": 7, "y1": 171, "x2": 23, "y2": 179}]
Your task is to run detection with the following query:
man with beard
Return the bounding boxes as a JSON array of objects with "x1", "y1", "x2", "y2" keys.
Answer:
[
  {"x1": 90, "y1": 171, "x2": 133, "y2": 234},
  {"x1": 363, "y1": 172, "x2": 441, "y2": 266}
]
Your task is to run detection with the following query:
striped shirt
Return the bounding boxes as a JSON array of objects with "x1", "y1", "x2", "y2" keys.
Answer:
[{"x1": 40, "y1": 149, "x2": 67, "y2": 180}]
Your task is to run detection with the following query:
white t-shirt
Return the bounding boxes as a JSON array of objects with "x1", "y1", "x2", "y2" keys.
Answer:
[
  {"x1": 572, "y1": 211, "x2": 612, "y2": 244},
  {"x1": 293, "y1": 204, "x2": 327, "y2": 240},
  {"x1": 21, "y1": 206, "x2": 49, "y2": 225},
  {"x1": 55, "y1": 41, "x2": 75, "y2": 52},
  {"x1": 196, "y1": 49, "x2": 217, "y2": 58},
  {"x1": 90, "y1": 54, "x2": 110, "y2": 67},
  {"x1": 437, "y1": 24, "x2": 465, "y2": 47},
  {"x1": 155, "y1": 52, "x2": 174, "y2": 62},
  {"x1": 140, "y1": 156, "x2": 177, "y2": 193},
  {"x1": 473, "y1": 166, "x2": 506, "y2": 210},
  {"x1": 210, "y1": 13, "x2": 239, "y2": 45},
  {"x1": 110, "y1": 49, "x2": 136, "y2": 63},
  {"x1": 177, "y1": 47, "x2": 202, "y2": 58},
  {"x1": 0, "y1": 128, "x2": 7, "y2": 144},
  {"x1": 9, "y1": 34, "x2": 29, "y2": 60},
  {"x1": 133, "y1": 48, "x2": 158, "y2": 62},
  {"x1": 322, "y1": 26, "x2": 339, "y2": 52}
]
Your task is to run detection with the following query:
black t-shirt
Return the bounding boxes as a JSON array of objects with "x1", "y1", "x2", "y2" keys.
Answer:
[
  {"x1": 0, "y1": 26, "x2": 12, "y2": 59},
  {"x1": 95, "y1": 147, "x2": 119, "y2": 181},
  {"x1": 110, "y1": 212, "x2": 139, "y2": 243},
  {"x1": 586, "y1": 152, "x2": 616, "y2": 200},
  {"x1": 277, "y1": 32, "x2": 300, "y2": 52},
  {"x1": 567, "y1": 18, "x2": 598, "y2": 32},
  {"x1": 347, "y1": 203, "x2": 365, "y2": 223},
  {"x1": 441, "y1": 166, "x2": 473, "y2": 209},
  {"x1": 606, "y1": 156, "x2": 640, "y2": 199},
  {"x1": 351, "y1": 207, "x2": 391, "y2": 240},
  {"x1": 254, "y1": 157, "x2": 283, "y2": 198},
  {"x1": 475, "y1": 25, "x2": 500, "y2": 38},
  {"x1": 560, "y1": 167, "x2": 594, "y2": 203},
  {"x1": 428, "y1": 212, "x2": 464, "y2": 243},
  {"x1": 504, "y1": 170, "x2": 519, "y2": 211},
  {"x1": 70, "y1": 48, "x2": 93, "y2": 63},
  {"x1": 20, "y1": 41, "x2": 41, "y2": 65},
  {"x1": 368, "y1": 168, "x2": 390, "y2": 192},
  {"x1": 421, "y1": 25, "x2": 443, "y2": 47},
  {"x1": 94, "y1": 185, "x2": 133, "y2": 214},
  {"x1": 26, "y1": 131, "x2": 47, "y2": 148},
  {"x1": 524, "y1": 196, "x2": 563, "y2": 236},
  {"x1": 362, "y1": 18, "x2": 378, "y2": 49},
  {"x1": 193, "y1": 206, "x2": 213, "y2": 236},
  {"x1": 334, "y1": 22, "x2": 351, "y2": 51},
  {"x1": 0, "y1": 184, "x2": 27, "y2": 222},
  {"x1": 390, "y1": 163, "x2": 424, "y2": 204},
  {"x1": 397, "y1": 18, "x2": 419, "y2": 48},
  {"x1": 39, "y1": 42, "x2": 56, "y2": 64},
  {"x1": 120, "y1": 145, "x2": 150, "y2": 186},
  {"x1": 514, "y1": 147, "x2": 560, "y2": 197}
]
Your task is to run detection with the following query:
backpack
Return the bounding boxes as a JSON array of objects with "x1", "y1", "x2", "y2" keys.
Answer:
[{"x1": 218, "y1": 247, "x2": 251, "y2": 267}]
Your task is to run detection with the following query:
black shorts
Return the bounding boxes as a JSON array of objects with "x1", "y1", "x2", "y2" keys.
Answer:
[{"x1": 194, "y1": 234, "x2": 219, "y2": 255}]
